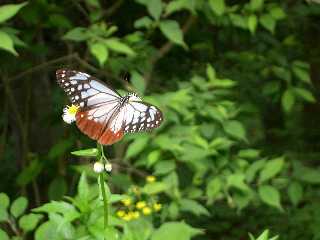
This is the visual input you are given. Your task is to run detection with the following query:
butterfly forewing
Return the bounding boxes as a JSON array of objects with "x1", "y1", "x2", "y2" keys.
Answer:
[
  {"x1": 56, "y1": 69, "x2": 121, "y2": 109},
  {"x1": 56, "y1": 69, "x2": 163, "y2": 145}
]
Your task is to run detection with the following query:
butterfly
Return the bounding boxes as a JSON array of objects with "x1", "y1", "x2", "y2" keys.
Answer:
[{"x1": 56, "y1": 69, "x2": 163, "y2": 145}]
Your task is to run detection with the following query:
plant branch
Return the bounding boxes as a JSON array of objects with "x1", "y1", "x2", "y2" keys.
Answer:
[
  {"x1": 143, "y1": 15, "x2": 197, "y2": 85},
  {"x1": 98, "y1": 143, "x2": 109, "y2": 235},
  {"x1": 105, "y1": 0, "x2": 124, "y2": 17}
]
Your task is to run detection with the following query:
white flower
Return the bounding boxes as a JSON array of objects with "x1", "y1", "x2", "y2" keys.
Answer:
[
  {"x1": 62, "y1": 105, "x2": 79, "y2": 124},
  {"x1": 104, "y1": 163, "x2": 112, "y2": 172},
  {"x1": 93, "y1": 162, "x2": 112, "y2": 173},
  {"x1": 93, "y1": 162, "x2": 105, "y2": 173}
]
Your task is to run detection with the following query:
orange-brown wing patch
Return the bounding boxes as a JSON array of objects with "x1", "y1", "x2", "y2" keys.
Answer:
[
  {"x1": 76, "y1": 111, "x2": 104, "y2": 140},
  {"x1": 98, "y1": 128, "x2": 124, "y2": 145}
]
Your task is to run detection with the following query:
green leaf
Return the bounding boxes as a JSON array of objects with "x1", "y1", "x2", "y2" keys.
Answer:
[
  {"x1": 48, "y1": 177, "x2": 67, "y2": 200},
  {"x1": 19, "y1": 213, "x2": 43, "y2": 232},
  {"x1": 10, "y1": 197, "x2": 28, "y2": 218},
  {"x1": 142, "y1": 182, "x2": 168, "y2": 194},
  {"x1": 71, "y1": 148, "x2": 98, "y2": 157},
  {"x1": 209, "y1": 0, "x2": 225, "y2": 16},
  {"x1": 288, "y1": 182, "x2": 303, "y2": 206},
  {"x1": 0, "y1": 193, "x2": 9, "y2": 209},
  {"x1": 206, "y1": 64, "x2": 216, "y2": 81},
  {"x1": 0, "y1": 2, "x2": 28, "y2": 23},
  {"x1": 0, "y1": 229, "x2": 9, "y2": 240},
  {"x1": 131, "y1": 70, "x2": 146, "y2": 94},
  {"x1": 17, "y1": 159, "x2": 42, "y2": 186},
  {"x1": 151, "y1": 222, "x2": 203, "y2": 240},
  {"x1": 89, "y1": 42, "x2": 108, "y2": 66},
  {"x1": 0, "y1": 30, "x2": 17, "y2": 55},
  {"x1": 147, "y1": 0, "x2": 162, "y2": 20},
  {"x1": 134, "y1": 16, "x2": 153, "y2": 29},
  {"x1": 227, "y1": 174, "x2": 250, "y2": 192},
  {"x1": 63, "y1": 27, "x2": 88, "y2": 42},
  {"x1": 125, "y1": 136, "x2": 149, "y2": 159},
  {"x1": 154, "y1": 161, "x2": 176, "y2": 175},
  {"x1": 33, "y1": 201, "x2": 80, "y2": 222},
  {"x1": 245, "y1": 159, "x2": 266, "y2": 182},
  {"x1": 250, "y1": 0, "x2": 264, "y2": 11},
  {"x1": 159, "y1": 20, "x2": 186, "y2": 47},
  {"x1": 293, "y1": 87, "x2": 316, "y2": 103},
  {"x1": 104, "y1": 38, "x2": 135, "y2": 56},
  {"x1": 270, "y1": 7, "x2": 286, "y2": 20},
  {"x1": 180, "y1": 199, "x2": 210, "y2": 216},
  {"x1": 165, "y1": 0, "x2": 196, "y2": 15},
  {"x1": 0, "y1": 208, "x2": 8, "y2": 221},
  {"x1": 292, "y1": 64, "x2": 311, "y2": 84},
  {"x1": 206, "y1": 178, "x2": 221, "y2": 204},
  {"x1": 294, "y1": 165, "x2": 320, "y2": 184},
  {"x1": 282, "y1": 89, "x2": 295, "y2": 112},
  {"x1": 223, "y1": 120, "x2": 246, "y2": 141},
  {"x1": 258, "y1": 185, "x2": 282, "y2": 210},
  {"x1": 35, "y1": 221, "x2": 59, "y2": 240},
  {"x1": 259, "y1": 14, "x2": 276, "y2": 33},
  {"x1": 238, "y1": 149, "x2": 260, "y2": 159},
  {"x1": 248, "y1": 15, "x2": 258, "y2": 34},
  {"x1": 259, "y1": 157, "x2": 284, "y2": 183},
  {"x1": 78, "y1": 172, "x2": 89, "y2": 202}
]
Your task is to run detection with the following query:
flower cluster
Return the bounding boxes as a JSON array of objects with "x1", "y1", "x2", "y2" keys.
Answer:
[{"x1": 116, "y1": 176, "x2": 162, "y2": 222}]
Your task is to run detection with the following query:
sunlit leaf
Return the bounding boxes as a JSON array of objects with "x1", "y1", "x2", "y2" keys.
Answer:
[
  {"x1": 0, "y1": 2, "x2": 28, "y2": 23},
  {"x1": 71, "y1": 148, "x2": 98, "y2": 157},
  {"x1": 288, "y1": 182, "x2": 303, "y2": 206},
  {"x1": 19, "y1": 213, "x2": 43, "y2": 232},
  {"x1": 151, "y1": 222, "x2": 203, "y2": 240},
  {"x1": 281, "y1": 89, "x2": 295, "y2": 112},
  {"x1": 0, "y1": 30, "x2": 17, "y2": 55},
  {"x1": 104, "y1": 38, "x2": 135, "y2": 56},
  {"x1": 259, "y1": 157, "x2": 284, "y2": 183},
  {"x1": 159, "y1": 20, "x2": 186, "y2": 47},
  {"x1": 89, "y1": 42, "x2": 108, "y2": 66},
  {"x1": 209, "y1": 0, "x2": 225, "y2": 16},
  {"x1": 10, "y1": 197, "x2": 28, "y2": 218},
  {"x1": 147, "y1": 0, "x2": 162, "y2": 20},
  {"x1": 258, "y1": 185, "x2": 282, "y2": 210}
]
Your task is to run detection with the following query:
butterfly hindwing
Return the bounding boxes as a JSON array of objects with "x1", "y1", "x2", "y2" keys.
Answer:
[{"x1": 123, "y1": 101, "x2": 163, "y2": 133}]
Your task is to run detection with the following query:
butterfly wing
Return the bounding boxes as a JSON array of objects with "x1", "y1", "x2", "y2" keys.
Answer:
[
  {"x1": 115, "y1": 101, "x2": 163, "y2": 134},
  {"x1": 56, "y1": 69, "x2": 124, "y2": 144},
  {"x1": 56, "y1": 69, "x2": 121, "y2": 109}
]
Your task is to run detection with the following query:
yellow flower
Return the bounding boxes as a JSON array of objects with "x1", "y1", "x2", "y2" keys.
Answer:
[
  {"x1": 62, "y1": 104, "x2": 79, "y2": 124},
  {"x1": 132, "y1": 186, "x2": 140, "y2": 195},
  {"x1": 132, "y1": 211, "x2": 140, "y2": 219},
  {"x1": 122, "y1": 213, "x2": 132, "y2": 221},
  {"x1": 121, "y1": 198, "x2": 132, "y2": 206},
  {"x1": 153, "y1": 203, "x2": 162, "y2": 212},
  {"x1": 142, "y1": 206, "x2": 152, "y2": 215},
  {"x1": 136, "y1": 201, "x2": 146, "y2": 209},
  {"x1": 146, "y1": 175, "x2": 156, "y2": 183},
  {"x1": 116, "y1": 210, "x2": 125, "y2": 218}
]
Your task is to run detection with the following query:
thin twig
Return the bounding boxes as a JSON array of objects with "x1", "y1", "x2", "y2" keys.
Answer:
[
  {"x1": 105, "y1": 0, "x2": 124, "y2": 17},
  {"x1": 143, "y1": 15, "x2": 197, "y2": 85},
  {"x1": 8, "y1": 53, "x2": 78, "y2": 82}
]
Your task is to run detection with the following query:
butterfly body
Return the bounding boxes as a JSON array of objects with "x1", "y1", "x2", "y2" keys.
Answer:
[{"x1": 56, "y1": 69, "x2": 163, "y2": 145}]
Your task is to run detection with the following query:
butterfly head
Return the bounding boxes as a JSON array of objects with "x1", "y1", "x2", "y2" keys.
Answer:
[{"x1": 127, "y1": 92, "x2": 142, "y2": 102}]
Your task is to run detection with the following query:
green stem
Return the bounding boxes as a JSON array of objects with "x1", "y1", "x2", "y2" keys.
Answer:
[
  {"x1": 97, "y1": 143, "x2": 109, "y2": 232},
  {"x1": 99, "y1": 173, "x2": 108, "y2": 229}
]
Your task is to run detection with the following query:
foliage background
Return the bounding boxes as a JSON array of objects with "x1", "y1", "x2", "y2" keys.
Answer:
[{"x1": 0, "y1": 0, "x2": 320, "y2": 239}]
